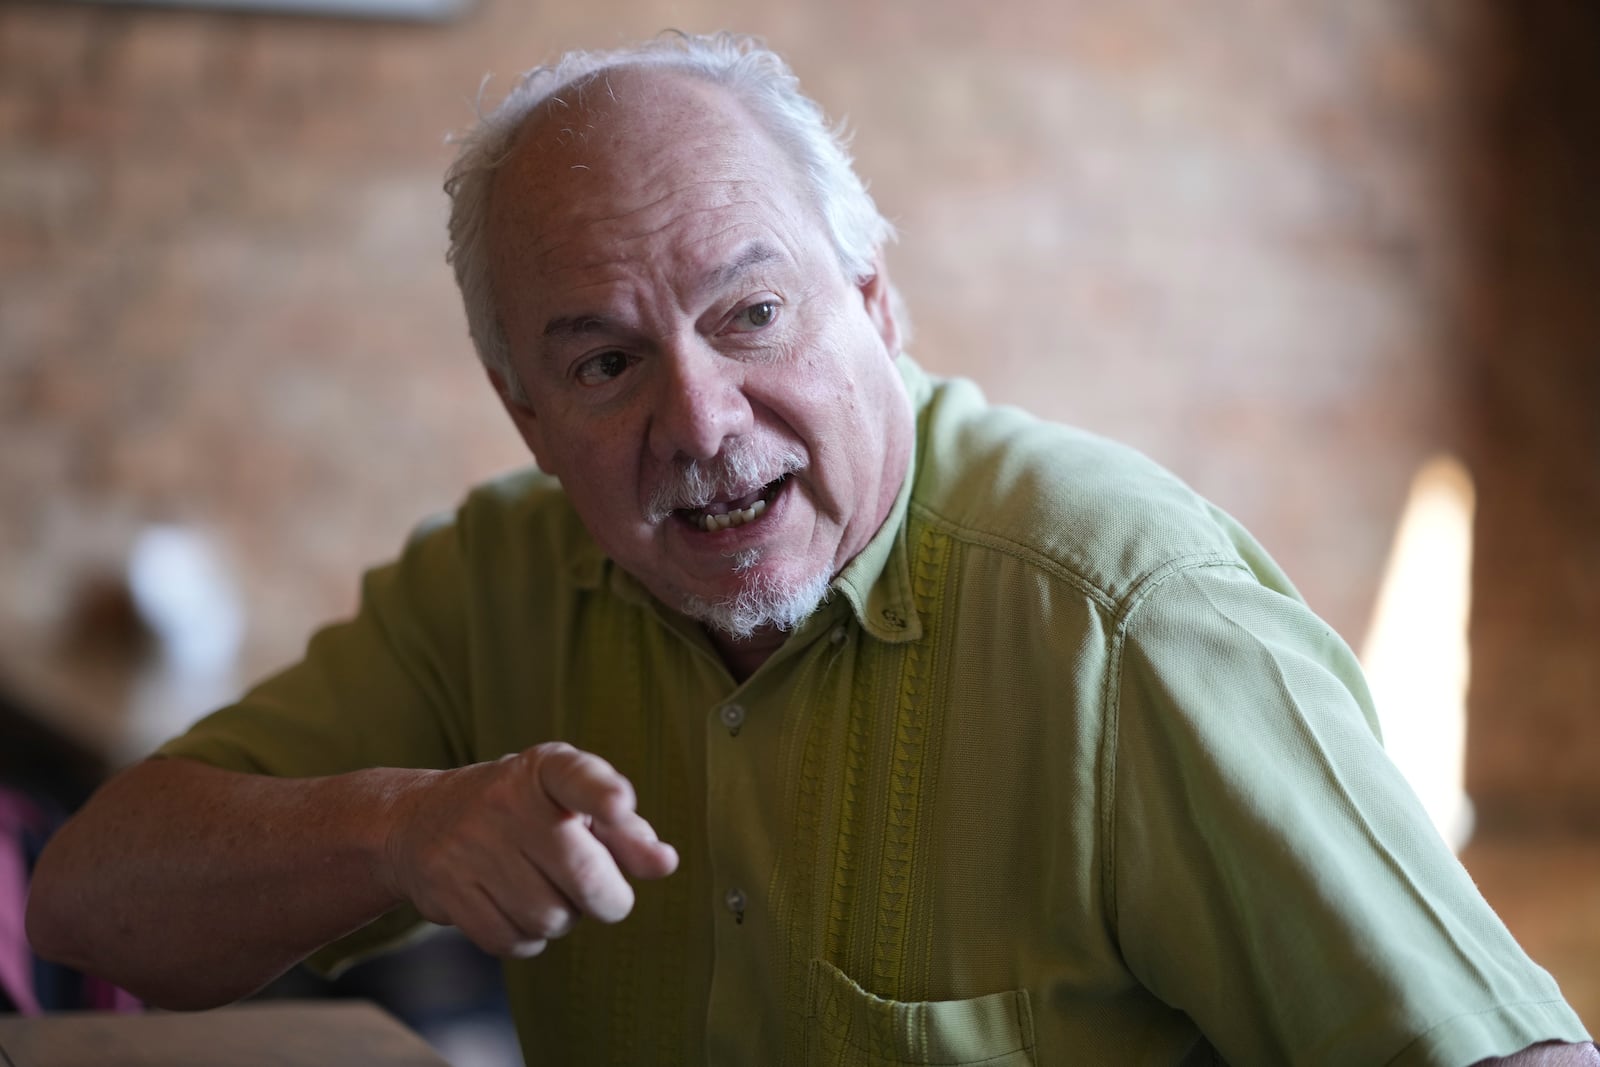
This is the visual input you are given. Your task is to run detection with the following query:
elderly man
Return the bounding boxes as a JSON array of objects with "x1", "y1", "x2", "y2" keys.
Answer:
[{"x1": 27, "y1": 33, "x2": 1595, "y2": 1067}]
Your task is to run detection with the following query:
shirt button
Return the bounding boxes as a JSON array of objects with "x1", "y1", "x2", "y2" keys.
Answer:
[
  {"x1": 724, "y1": 888, "x2": 747, "y2": 924},
  {"x1": 718, "y1": 704, "x2": 746, "y2": 735},
  {"x1": 830, "y1": 625, "x2": 847, "y2": 645}
]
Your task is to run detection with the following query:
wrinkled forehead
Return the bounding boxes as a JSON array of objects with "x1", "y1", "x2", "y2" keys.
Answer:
[{"x1": 490, "y1": 66, "x2": 804, "y2": 233}]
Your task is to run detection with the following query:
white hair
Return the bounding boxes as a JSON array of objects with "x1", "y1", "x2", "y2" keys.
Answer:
[
  {"x1": 443, "y1": 31, "x2": 901, "y2": 403},
  {"x1": 682, "y1": 560, "x2": 834, "y2": 640}
]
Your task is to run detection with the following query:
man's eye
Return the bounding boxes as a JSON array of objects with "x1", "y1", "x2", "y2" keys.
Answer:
[
  {"x1": 575, "y1": 350, "x2": 632, "y2": 386},
  {"x1": 729, "y1": 301, "x2": 778, "y2": 332}
]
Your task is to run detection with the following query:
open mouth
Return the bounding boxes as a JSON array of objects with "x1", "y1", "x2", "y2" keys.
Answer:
[{"x1": 678, "y1": 475, "x2": 789, "y2": 532}]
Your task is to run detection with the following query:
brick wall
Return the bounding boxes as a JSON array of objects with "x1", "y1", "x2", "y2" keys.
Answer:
[{"x1": 2, "y1": 1, "x2": 1593, "y2": 819}]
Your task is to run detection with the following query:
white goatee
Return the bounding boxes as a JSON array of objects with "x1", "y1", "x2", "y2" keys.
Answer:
[{"x1": 680, "y1": 565, "x2": 833, "y2": 640}]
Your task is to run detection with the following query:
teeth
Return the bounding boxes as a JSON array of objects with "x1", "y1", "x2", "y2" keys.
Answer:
[{"x1": 697, "y1": 496, "x2": 767, "y2": 532}]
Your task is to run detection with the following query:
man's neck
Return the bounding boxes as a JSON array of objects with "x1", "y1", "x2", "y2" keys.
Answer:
[{"x1": 707, "y1": 625, "x2": 788, "y2": 683}]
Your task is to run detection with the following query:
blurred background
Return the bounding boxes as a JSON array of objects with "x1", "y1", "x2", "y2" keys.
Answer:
[{"x1": 1, "y1": 0, "x2": 1596, "y2": 1059}]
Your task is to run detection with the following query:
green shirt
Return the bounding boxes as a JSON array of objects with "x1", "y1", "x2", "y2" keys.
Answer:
[{"x1": 160, "y1": 359, "x2": 1588, "y2": 1065}]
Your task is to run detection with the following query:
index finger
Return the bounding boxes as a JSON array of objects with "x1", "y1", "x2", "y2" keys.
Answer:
[{"x1": 531, "y1": 742, "x2": 636, "y2": 823}]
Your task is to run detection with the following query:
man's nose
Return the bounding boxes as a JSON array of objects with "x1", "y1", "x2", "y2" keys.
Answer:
[{"x1": 648, "y1": 342, "x2": 754, "y2": 462}]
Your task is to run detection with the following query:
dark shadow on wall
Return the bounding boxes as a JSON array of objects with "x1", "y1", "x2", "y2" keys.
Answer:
[{"x1": 1465, "y1": 0, "x2": 1600, "y2": 833}]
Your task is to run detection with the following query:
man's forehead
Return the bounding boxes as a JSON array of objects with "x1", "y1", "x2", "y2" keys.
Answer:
[{"x1": 486, "y1": 67, "x2": 817, "y2": 278}]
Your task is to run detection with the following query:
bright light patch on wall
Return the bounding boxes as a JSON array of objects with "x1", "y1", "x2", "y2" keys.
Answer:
[{"x1": 1359, "y1": 455, "x2": 1477, "y2": 852}]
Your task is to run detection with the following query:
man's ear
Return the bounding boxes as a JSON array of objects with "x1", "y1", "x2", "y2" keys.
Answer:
[
  {"x1": 486, "y1": 365, "x2": 552, "y2": 470},
  {"x1": 859, "y1": 255, "x2": 901, "y2": 358}
]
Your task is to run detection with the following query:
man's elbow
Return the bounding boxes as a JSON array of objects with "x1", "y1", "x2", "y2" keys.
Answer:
[
  {"x1": 25, "y1": 842, "x2": 257, "y2": 1011},
  {"x1": 26, "y1": 890, "x2": 250, "y2": 1011},
  {"x1": 24, "y1": 843, "x2": 90, "y2": 971}
]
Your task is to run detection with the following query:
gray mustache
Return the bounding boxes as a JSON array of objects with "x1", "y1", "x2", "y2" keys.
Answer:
[{"x1": 645, "y1": 438, "x2": 805, "y2": 522}]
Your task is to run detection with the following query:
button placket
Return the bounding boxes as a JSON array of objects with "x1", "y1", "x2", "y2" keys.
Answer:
[
  {"x1": 713, "y1": 702, "x2": 749, "y2": 928},
  {"x1": 701, "y1": 666, "x2": 771, "y2": 1064}
]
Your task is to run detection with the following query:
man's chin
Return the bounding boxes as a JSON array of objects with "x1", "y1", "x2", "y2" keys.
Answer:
[{"x1": 679, "y1": 566, "x2": 833, "y2": 641}]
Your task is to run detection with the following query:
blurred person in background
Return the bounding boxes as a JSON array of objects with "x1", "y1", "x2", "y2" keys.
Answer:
[{"x1": 26, "y1": 32, "x2": 1596, "y2": 1067}]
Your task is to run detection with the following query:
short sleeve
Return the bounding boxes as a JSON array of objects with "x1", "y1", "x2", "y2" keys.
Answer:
[
  {"x1": 157, "y1": 514, "x2": 473, "y2": 778},
  {"x1": 155, "y1": 513, "x2": 476, "y2": 974},
  {"x1": 1109, "y1": 561, "x2": 1588, "y2": 1066}
]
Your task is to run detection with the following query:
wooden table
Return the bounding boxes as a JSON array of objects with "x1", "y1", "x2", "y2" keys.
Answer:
[{"x1": 0, "y1": 1001, "x2": 450, "y2": 1067}]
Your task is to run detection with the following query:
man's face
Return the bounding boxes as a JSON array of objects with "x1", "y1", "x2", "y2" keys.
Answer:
[{"x1": 486, "y1": 69, "x2": 912, "y2": 638}]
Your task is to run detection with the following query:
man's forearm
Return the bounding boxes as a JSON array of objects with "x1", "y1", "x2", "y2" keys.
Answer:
[{"x1": 25, "y1": 757, "x2": 418, "y2": 1009}]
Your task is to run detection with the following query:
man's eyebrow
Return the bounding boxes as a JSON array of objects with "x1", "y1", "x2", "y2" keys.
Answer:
[
  {"x1": 701, "y1": 243, "x2": 784, "y2": 294},
  {"x1": 540, "y1": 244, "x2": 786, "y2": 341},
  {"x1": 542, "y1": 313, "x2": 617, "y2": 340}
]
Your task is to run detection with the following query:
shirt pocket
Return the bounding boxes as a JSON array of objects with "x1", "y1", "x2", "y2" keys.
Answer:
[{"x1": 804, "y1": 959, "x2": 1037, "y2": 1066}]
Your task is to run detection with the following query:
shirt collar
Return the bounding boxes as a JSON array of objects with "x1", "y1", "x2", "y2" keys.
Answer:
[
  {"x1": 827, "y1": 355, "x2": 930, "y2": 645},
  {"x1": 565, "y1": 532, "x2": 608, "y2": 591}
]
